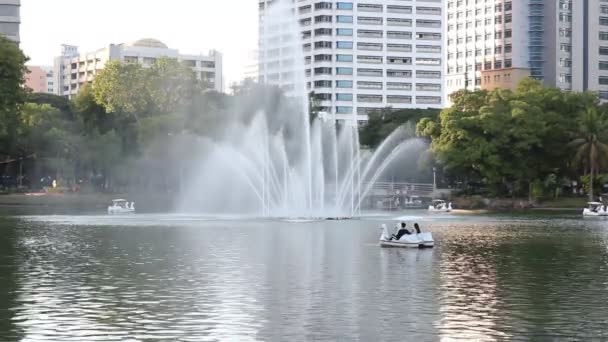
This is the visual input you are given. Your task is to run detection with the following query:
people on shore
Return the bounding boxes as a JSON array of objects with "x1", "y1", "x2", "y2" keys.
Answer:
[{"x1": 414, "y1": 223, "x2": 421, "y2": 234}]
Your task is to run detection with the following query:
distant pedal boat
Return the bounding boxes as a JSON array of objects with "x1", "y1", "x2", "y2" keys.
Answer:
[
  {"x1": 108, "y1": 199, "x2": 135, "y2": 215},
  {"x1": 583, "y1": 202, "x2": 608, "y2": 217},
  {"x1": 428, "y1": 199, "x2": 452, "y2": 213}
]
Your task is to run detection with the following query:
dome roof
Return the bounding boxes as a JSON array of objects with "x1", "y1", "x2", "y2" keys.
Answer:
[{"x1": 131, "y1": 38, "x2": 168, "y2": 49}]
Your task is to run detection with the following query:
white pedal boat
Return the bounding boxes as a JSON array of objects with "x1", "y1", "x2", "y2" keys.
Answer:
[
  {"x1": 429, "y1": 199, "x2": 452, "y2": 213},
  {"x1": 583, "y1": 202, "x2": 608, "y2": 217},
  {"x1": 379, "y1": 224, "x2": 434, "y2": 248},
  {"x1": 108, "y1": 199, "x2": 135, "y2": 215}
]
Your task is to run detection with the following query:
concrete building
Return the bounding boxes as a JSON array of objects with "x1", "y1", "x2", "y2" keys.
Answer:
[
  {"x1": 446, "y1": 0, "x2": 608, "y2": 101},
  {"x1": 0, "y1": 0, "x2": 19, "y2": 43},
  {"x1": 25, "y1": 66, "x2": 54, "y2": 94},
  {"x1": 53, "y1": 39, "x2": 223, "y2": 98},
  {"x1": 258, "y1": 0, "x2": 444, "y2": 122},
  {"x1": 445, "y1": 0, "x2": 532, "y2": 99}
]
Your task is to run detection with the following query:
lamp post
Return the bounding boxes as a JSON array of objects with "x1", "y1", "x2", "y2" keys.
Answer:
[{"x1": 433, "y1": 167, "x2": 437, "y2": 191}]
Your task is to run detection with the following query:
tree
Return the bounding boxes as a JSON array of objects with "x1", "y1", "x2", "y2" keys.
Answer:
[
  {"x1": 360, "y1": 107, "x2": 440, "y2": 148},
  {"x1": 0, "y1": 35, "x2": 28, "y2": 157},
  {"x1": 417, "y1": 78, "x2": 583, "y2": 199},
  {"x1": 92, "y1": 61, "x2": 151, "y2": 118},
  {"x1": 569, "y1": 106, "x2": 608, "y2": 201}
]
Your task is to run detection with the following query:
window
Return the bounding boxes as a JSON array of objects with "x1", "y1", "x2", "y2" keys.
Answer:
[
  {"x1": 337, "y1": 28, "x2": 353, "y2": 36},
  {"x1": 315, "y1": 28, "x2": 332, "y2": 36},
  {"x1": 314, "y1": 2, "x2": 331, "y2": 10},
  {"x1": 357, "y1": 55, "x2": 383, "y2": 64},
  {"x1": 358, "y1": 94, "x2": 383, "y2": 103},
  {"x1": 386, "y1": 82, "x2": 411, "y2": 90},
  {"x1": 314, "y1": 67, "x2": 332, "y2": 75},
  {"x1": 358, "y1": 81, "x2": 383, "y2": 89},
  {"x1": 387, "y1": 95, "x2": 412, "y2": 103},
  {"x1": 336, "y1": 41, "x2": 353, "y2": 49},
  {"x1": 336, "y1": 93, "x2": 353, "y2": 101},
  {"x1": 337, "y1": 15, "x2": 353, "y2": 23},
  {"x1": 387, "y1": 70, "x2": 412, "y2": 78},
  {"x1": 336, "y1": 2, "x2": 353, "y2": 10},
  {"x1": 314, "y1": 80, "x2": 332, "y2": 88},
  {"x1": 336, "y1": 80, "x2": 353, "y2": 88},
  {"x1": 357, "y1": 68, "x2": 383, "y2": 77},
  {"x1": 315, "y1": 15, "x2": 332, "y2": 23},
  {"x1": 314, "y1": 54, "x2": 332, "y2": 62},
  {"x1": 336, "y1": 54, "x2": 353, "y2": 62},
  {"x1": 336, "y1": 67, "x2": 353, "y2": 75},
  {"x1": 336, "y1": 106, "x2": 353, "y2": 114},
  {"x1": 314, "y1": 41, "x2": 332, "y2": 49}
]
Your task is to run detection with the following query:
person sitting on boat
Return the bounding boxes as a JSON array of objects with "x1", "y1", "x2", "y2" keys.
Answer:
[
  {"x1": 394, "y1": 222, "x2": 411, "y2": 240},
  {"x1": 414, "y1": 223, "x2": 421, "y2": 234}
]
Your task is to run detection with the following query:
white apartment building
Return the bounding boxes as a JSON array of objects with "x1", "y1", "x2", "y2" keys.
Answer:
[
  {"x1": 447, "y1": 0, "x2": 608, "y2": 102},
  {"x1": 0, "y1": 0, "x2": 19, "y2": 42},
  {"x1": 258, "y1": 0, "x2": 444, "y2": 122},
  {"x1": 445, "y1": 0, "x2": 533, "y2": 98},
  {"x1": 54, "y1": 39, "x2": 224, "y2": 98}
]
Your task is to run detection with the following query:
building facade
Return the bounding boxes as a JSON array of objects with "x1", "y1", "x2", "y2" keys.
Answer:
[
  {"x1": 446, "y1": 0, "x2": 608, "y2": 101},
  {"x1": 53, "y1": 39, "x2": 223, "y2": 98},
  {"x1": 25, "y1": 66, "x2": 54, "y2": 94},
  {"x1": 0, "y1": 0, "x2": 19, "y2": 42},
  {"x1": 258, "y1": 0, "x2": 444, "y2": 122},
  {"x1": 445, "y1": 0, "x2": 533, "y2": 98}
]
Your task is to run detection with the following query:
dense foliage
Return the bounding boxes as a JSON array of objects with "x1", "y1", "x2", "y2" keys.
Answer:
[
  {"x1": 359, "y1": 107, "x2": 440, "y2": 148},
  {"x1": 417, "y1": 78, "x2": 608, "y2": 200}
]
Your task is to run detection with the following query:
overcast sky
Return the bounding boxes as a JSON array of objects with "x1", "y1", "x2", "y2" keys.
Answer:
[{"x1": 20, "y1": 0, "x2": 259, "y2": 89}]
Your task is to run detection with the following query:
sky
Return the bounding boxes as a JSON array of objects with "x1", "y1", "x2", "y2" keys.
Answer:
[{"x1": 20, "y1": 0, "x2": 259, "y2": 89}]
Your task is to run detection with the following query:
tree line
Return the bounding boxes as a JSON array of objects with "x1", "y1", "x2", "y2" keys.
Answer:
[
  {"x1": 417, "y1": 78, "x2": 608, "y2": 201},
  {"x1": 0, "y1": 36, "x2": 294, "y2": 193}
]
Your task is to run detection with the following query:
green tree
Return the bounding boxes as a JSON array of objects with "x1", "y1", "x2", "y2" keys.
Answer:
[
  {"x1": 92, "y1": 61, "x2": 151, "y2": 118},
  {"x1": 0, "y1": 35, "x2": 28, "y2": 157},
  {"x1": 569, "y1": 106, "x2": 608, "y2": 201},
  {"x1": 360, "y1": 107, "x2": 440, "y2": 148}
]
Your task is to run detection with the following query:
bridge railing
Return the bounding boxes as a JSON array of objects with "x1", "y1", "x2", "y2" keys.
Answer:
[{"x1": 363, "y1": 182, "x2": 434, "y2": 196}]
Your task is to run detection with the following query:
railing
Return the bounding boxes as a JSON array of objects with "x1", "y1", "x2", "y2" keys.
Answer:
[{"x1": 365, "y1": 182, "x2": 434, "y2": 196}]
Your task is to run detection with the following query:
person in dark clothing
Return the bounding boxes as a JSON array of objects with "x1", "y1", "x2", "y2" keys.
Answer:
[
  {"x1": 394, "y1": 222, "x2": 411, "y2": 240},
  {"x1": 414, "y1": 223, "x2": 421, "y2": 234}
]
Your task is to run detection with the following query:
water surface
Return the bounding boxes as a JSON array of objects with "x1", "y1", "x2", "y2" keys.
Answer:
[{"x1": 1, "y1": 211, "x2": 608, "y2": 341}]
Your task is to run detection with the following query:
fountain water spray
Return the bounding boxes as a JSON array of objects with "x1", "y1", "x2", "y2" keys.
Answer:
[{"x1": 177, "y1": 0, "x2": 426, "y2": 218}]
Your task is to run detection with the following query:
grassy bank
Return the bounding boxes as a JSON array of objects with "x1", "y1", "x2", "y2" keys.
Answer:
[{"x1": 452, "y1": 196, "x2": 588, "y2": 211}]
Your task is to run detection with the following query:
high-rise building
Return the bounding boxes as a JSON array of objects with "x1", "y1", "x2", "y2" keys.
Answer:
[
  {"x1": 258, "y1": 0, "x2": 444, "y2": 122},
  {"x1": 569, "y1": 0, "x2": 608, "y2": 100},
  {"x1": 0, "y1": 0, "x2": 19, "y2": 43},
  {"x1": 25, "y1": 66, "x2": 54, "y2": 94},
  {"x1": 53, "y1": 39, "x2": 224, "y2": 98},
  {"x1": 445, "y1": 0, "x2": 532, "y2": 98},
  {"x1": 446, "y1": 0, "x2": 608, "y2": 102}
]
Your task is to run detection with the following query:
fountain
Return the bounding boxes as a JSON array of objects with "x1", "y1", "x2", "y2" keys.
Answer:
[{"x1": 176, "y1": 0, "x2": 427, "y2": 218}]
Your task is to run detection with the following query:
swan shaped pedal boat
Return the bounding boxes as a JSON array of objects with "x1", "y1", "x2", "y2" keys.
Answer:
[
  {"x1": 583, "y1": 202, "x2": 608, "y2": 216},
  {"x1": 428, "y1": 199, "x2": 452, "y2": 213},
  {"x1": 379, "y1": 224, "x2": 434, "y2": 248},
  {"x1": 108, "y1": 199, "x2": 135, "y2": 215}
]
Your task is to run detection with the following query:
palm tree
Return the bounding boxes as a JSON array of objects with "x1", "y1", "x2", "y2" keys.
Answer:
[{"x1": 569, "y1": 107, "x2": 608, "y2": 201}]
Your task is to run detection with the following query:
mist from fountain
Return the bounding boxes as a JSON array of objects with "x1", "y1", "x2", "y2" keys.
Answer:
[{"x1": 176, "y1": 0, "x2": 427, "y2": 218}]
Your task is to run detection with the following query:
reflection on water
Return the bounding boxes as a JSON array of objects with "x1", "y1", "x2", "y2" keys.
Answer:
[{"x1": 1, "y1": 214, "x2": 608, "y2": 340}]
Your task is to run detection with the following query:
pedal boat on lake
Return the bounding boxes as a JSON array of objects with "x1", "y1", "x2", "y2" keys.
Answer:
[
  {"x1": 428, "y1": 199, "x2": 452, "y2": 213},
  {"x1": 108, "y1": 199, "x2": 135, "y2": 215},
  {"x1": 583, "y1": 202, "x2": 608, "y2": 217},
  {"x1": 379, "y1": 224, "x2": 434, "y2": 248}
]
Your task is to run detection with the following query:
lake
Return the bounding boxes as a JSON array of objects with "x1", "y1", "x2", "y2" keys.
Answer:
[{"x1": 1, "y1": 211, "x2": 608, "y2": 341}]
